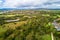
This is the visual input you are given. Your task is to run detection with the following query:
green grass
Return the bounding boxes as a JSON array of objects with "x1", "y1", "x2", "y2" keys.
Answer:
[
  {"x1": 0, "y1": 10, "x2": 60, "y2": 40},
  {"x1": 41, "y1": 34, "x2": 51, "y2": 40}
]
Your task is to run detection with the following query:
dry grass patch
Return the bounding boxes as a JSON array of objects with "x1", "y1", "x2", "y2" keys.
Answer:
[{"x1": 4, "y1": 21, "x2": 27, "y2": 29}]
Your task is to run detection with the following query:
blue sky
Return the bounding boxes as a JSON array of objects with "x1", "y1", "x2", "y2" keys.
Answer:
[{"x1": 0, "y1": 0, "x2": 60, "y2": 9}]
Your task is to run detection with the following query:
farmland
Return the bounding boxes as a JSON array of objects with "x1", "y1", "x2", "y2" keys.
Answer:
[{"x1": 0, "y1": 10, "x2": 60, "y2": 40}]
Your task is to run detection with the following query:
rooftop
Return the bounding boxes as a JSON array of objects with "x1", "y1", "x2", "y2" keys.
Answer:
[{"x1": 53, "y1": 18, "x2": 60, "y2": 31}]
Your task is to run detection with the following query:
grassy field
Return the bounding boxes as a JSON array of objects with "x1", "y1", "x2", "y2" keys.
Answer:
[{"x1": 0, "y1": 10, "x2": 60, "y2": 40}]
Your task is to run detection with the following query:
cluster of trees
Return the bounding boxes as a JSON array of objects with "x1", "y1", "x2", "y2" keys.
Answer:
[{"x1": 0, "y1": 10, "x2": 60, "y2": 40}]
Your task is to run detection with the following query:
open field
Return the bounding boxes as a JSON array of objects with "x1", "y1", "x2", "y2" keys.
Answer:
[{"x1": 0, "y1": 10, "x2": 60, "y2": 40}]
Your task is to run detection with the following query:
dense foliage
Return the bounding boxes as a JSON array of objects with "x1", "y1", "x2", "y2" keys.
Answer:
[{"x1": 0, "y1": 10, "x2": 60, "y2": 40}]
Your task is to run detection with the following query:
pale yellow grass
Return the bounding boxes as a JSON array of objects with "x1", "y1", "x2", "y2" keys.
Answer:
[
  {"x1": 5, "y1": 15, "x2": 15, "y2": 17},
  {"x1": 4, "y1": 21, "x2": 27, "y2": 29}
]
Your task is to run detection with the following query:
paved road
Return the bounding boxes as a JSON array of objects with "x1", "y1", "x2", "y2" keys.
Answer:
[{"x1": 51, "y1": 32, "x2": 54, "y2": 40}]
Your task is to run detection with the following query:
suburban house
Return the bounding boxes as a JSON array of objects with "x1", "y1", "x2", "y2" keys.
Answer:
[{"x1": 53, "y1": 18, "x2": 60, "y2": 31}]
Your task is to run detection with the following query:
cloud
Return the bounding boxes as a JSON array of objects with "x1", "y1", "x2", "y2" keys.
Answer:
[
  {"x1": 0, "y1": 0, "x2": 3, "y2": 6},
  {"x1": 0, "y1": 0, "x2": 2, "y2": 3},
  {"x1": 0, "y1": 0, "x2": 60, "y2": 9},
  {"x1": 42, "y1": 0, "x2": 60, "y2": 8},
  {"x1": 0, "y1": 0, "x2": 48, "y2": 8}
]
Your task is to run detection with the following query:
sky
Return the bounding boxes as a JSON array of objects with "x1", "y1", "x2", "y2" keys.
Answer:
[{"x1": 0, "y1": 0, "x2": 60, "y2": 9}]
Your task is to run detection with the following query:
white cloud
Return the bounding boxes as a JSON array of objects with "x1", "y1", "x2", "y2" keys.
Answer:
[
  {"x1": 0, "y1": 0, "x2": 3, "y2": 6},
  {"x1": 0, "y1": 0, "x2": 60, "y2": 9},
  {"x1": 0, "y1": 0, "x2": 3, "y2": 4},
  {"x1": 0, "y1": 1, "x2": 2, "y2": 3},
  {"x1": 1, "y1": 0, "x2": 48, "y2": 8},
  {"x1": 42, "y1": 3, "x2": 60, "y2": 8}
]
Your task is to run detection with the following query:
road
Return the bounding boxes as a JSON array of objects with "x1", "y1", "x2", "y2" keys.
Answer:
[{"x1": 51, "y1": 32, "x2": 54, "y2": 40}]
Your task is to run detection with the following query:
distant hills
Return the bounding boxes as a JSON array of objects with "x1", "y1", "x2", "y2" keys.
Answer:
[{"x1": 0, "y1": 8, "x2": 60, "y2": 11}]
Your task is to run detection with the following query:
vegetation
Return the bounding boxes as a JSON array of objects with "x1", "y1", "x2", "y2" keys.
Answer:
[{"x1": 0, "y1": 10, "x2": 60, "y2": 40}]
